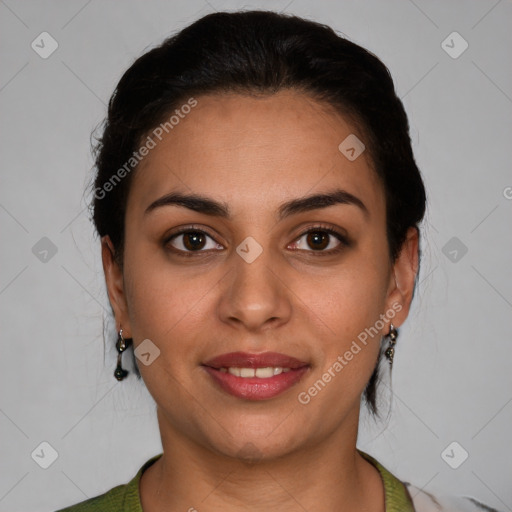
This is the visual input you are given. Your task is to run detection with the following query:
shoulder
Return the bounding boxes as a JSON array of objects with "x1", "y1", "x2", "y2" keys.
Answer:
[
  {"x1": 54, "y1": 453, "x2": 163, "y2": 512},
  {"x1": 405, "y1": 483, "x2": 503, "y2": 512},
  {"x1": 54, "y1": 482, "x2": 129, "y2": 511}
]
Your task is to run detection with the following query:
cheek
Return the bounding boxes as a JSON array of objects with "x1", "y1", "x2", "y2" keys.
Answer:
[
  {"x1": 304, "y1": 257, "x2": 389, "y2": 338},
  {"x1": 122, "y1": 246, "x2": 215, "y2": 346},
  {"x1": 297, "y1": 252, "x2": 390, "y2": 383},
  {"x1": 294, "y1": 280, "x2": 387, "y2": 423}
]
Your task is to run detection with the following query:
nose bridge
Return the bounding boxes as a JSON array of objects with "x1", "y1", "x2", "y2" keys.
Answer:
[{"x1": 218, "y1": 234, "x2": 291, "y2": 330}]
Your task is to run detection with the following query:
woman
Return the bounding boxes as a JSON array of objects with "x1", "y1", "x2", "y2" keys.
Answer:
[{"x1": 57, "y1": 10, "x2": 499, "y2": 512}]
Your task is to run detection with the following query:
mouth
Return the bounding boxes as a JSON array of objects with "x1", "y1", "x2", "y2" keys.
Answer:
[{"x1": 202, "y1": 351, "x2": 310, "y2": 401}]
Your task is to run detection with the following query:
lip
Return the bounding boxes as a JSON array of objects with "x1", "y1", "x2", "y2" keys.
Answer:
[
  {"x1": 203, "y1": 351, "x2": 308, "y2": 369},
  {"x1": 202, "y1": 351, "x2": 310, "y2": 401}
]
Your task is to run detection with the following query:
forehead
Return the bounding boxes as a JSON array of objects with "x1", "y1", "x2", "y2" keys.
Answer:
[{"x1": 128, "y1": 90, "x2": 384, "y2": 220}]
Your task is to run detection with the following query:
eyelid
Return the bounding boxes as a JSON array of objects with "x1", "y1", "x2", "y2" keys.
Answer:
[
  {"x1": 294, "y1": 223, "x2": 350, "y2": 243},
  {"x1": 165, "y1": 223, "x2": 217, "y2": 239},
  {"x1": 289, "y1": 223, "x2": 351, "y2": 254},
  {"x1": 163, "y1": 224, "x2": 222, "y2": 255}
]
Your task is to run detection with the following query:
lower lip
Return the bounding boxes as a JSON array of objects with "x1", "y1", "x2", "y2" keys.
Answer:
[{"x1": 202, "y1": 366, "x2": 309, "y2": 401}]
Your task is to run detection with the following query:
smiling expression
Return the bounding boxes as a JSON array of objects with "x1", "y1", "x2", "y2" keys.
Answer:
[{"x1": 102, "y1": 89, "x2": 416, "y2": 459}]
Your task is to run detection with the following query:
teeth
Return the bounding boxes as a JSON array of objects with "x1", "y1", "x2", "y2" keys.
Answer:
[
  {"x1": 223, "y1": 367, "x2": 291, "y2": 378},
  {"x1": 258, "y1": 367, "x2": 276, "y2": 378},
  {"x1": 240, "y1": 368, "x2": 255, "y2": 378}
]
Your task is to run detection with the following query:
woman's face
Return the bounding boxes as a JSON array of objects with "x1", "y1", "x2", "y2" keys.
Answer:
[{"x1": 103, "y1": 89, "x2": 418, "y2": 460}]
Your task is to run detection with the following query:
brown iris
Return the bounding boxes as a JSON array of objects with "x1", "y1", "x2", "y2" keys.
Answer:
[
  {"x1": 307, "y1": 231, "x2": 329, "y2": 250},
  {"x1": 183, "y1": 232, "x2": 207, "y2": 251}
]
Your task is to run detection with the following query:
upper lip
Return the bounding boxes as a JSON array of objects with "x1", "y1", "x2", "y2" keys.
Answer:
[{"x1": 203, "y1": 351, "x2": 309, "y2": 369}]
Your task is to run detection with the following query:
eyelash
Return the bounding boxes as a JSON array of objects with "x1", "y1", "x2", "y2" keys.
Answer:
[{"x1": 163, "y1": 223, "x2": 350, "y2": 258}]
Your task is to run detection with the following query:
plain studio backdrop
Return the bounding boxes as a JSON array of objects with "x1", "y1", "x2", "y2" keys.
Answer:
[{"x1": 0, "y1": 1, "x2": 511, "y2": 511}]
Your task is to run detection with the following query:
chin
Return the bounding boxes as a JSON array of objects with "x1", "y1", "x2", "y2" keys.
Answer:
[
  {"x1": 215, "y1": 436, "x2": 300, "y2": 464},
  {"x1": 192, "y1": 417, "x2": 305, "y2": 463}
]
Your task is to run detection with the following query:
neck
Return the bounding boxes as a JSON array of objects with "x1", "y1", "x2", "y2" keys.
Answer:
[{"x1": 140, "y1": 407, "x2": 385, "y2": 512}]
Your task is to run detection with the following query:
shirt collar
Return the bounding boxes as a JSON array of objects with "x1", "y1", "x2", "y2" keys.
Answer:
[{"x1": 124, "y1": 450, "x2": 414, "y2": 512}]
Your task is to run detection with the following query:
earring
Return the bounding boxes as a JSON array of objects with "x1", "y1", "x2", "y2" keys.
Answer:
[
  {"x1": 114, "y1": 328, "x2": 133, "y2": 381},
  {"x1": 384, "y1": 323, "x2": 398, "y2": 365}
]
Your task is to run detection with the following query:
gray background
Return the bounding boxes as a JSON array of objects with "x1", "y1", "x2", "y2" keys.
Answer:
[{"x1": 1, "y1": 0, "x2": 511, "y2": 510}]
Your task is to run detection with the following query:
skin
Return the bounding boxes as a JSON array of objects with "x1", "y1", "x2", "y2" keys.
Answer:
[{"x1": 102, "y1": 89, "x2": 419, "y2": 511}]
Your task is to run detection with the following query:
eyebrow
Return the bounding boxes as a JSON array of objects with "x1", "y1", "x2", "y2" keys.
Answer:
[{"x1": 144, "y1": 188, "x2": 369, "y2": 221}]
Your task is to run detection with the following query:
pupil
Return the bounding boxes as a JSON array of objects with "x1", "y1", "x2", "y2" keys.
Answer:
[
  {"x1": 308, "y1": 232, "x2": 328, "y2": 250},
  {"x1": 184, "y1": 232, "x2": 205, "y2": 251}
]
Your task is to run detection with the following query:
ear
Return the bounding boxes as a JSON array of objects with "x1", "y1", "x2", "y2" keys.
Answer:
[
  {"x1": 101, "y1": 235, "x2": 132, "y2": 337},
  {"x1": 384, "y1": 226, "x2": 419, "y2": 328}
]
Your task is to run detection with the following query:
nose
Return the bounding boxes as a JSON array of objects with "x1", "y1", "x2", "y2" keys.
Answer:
[{"x1": 217, "y1": 242, "x2": 292, "y2": 333}]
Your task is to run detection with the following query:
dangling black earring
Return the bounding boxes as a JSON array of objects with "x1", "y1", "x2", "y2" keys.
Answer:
[
  {"x1": 114, "y1": 329, "x2": 132, "y2": 381},
  {"x1": 384, "y1": 323, "x2": 398, "y2": 366}
]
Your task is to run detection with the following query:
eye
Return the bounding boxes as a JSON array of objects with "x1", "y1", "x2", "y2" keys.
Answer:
[
  {"x1": 289, "y1": 226, "x2": 349, "y2": 254},
  {"x1": 164, "y1": 228, "x2": 223, "y2": 255},
  {"x1": 164, "y1": 224, "x2": 350, "y2": 257}
]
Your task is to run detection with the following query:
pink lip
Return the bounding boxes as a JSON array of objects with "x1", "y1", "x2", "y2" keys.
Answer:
[{"x1": 202, "y1": 351, "x2": 310, "y2": 401}]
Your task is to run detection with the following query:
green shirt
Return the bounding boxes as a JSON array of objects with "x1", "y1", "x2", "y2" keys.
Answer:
[{"x1": 56, "y1": 450, "x2": 414, "y2": 511}]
